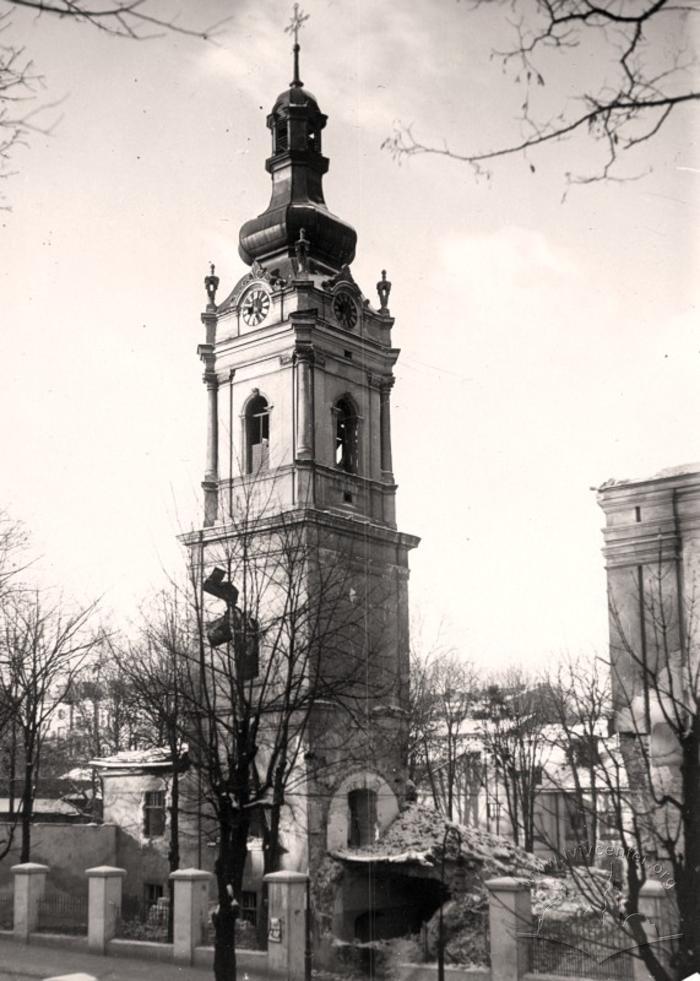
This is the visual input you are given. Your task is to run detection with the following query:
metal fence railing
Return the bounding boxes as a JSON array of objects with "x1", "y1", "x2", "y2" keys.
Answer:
[
  {"x1": 0, "y1": 894, "x2": 12, "y2": 930},
  {"x1": 36, "y1": 893, "x2": 88, "y2": 935},
  {"x1": 528, "y1": 918, "x2": 635, "y2": 980},
  {"x1": 115, "y1": 894, "x2": 170, "y2": 944}
]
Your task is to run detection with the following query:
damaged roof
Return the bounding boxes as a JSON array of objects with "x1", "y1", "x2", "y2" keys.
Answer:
[
  {"x1": 331, "y1": 802, "x2": 544, "y2": 877},
  {"x1": 89, "y1": 745, "x2": 188, "y2": 773}
]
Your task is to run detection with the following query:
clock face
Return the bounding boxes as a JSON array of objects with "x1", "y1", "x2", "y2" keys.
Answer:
[
  {"x1": 333, "y1": 291, "x2": 358, "y2": 330},
  {"x1": 241, "y1": 288, "x2": 270, "y2": 327}
]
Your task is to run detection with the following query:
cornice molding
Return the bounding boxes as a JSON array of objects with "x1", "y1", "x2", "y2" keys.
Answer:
[{"x1": 180, "y1": 501, "x2": 419, "y2": 552}]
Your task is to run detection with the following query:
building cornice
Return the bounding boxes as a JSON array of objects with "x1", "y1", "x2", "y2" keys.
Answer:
[{"x1": 180, "y1": 504, "x2": 419, "y2": 553}]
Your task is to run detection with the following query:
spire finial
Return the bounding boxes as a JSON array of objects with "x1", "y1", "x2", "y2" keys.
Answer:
[
  {"x1": 285, "y1": 3, "x2": 309, "y2": 88},
  {"x1": 377, "y1": 269, "x2": 392, "y2": 313},
  {"x1": 204, "y1": 261, "x2": 219, "y2": 309},
  {"x1": 294, "y1": 227, "x2": 310, "y2": 276}
]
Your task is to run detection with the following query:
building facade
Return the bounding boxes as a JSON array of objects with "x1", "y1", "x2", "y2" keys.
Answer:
[{"x1": 597, "y1": 463, "x2": 700, "y2": 762}]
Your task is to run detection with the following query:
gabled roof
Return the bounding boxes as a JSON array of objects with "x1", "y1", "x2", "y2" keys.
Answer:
[{"x1": 0, "y1": 798, "x2": 82, "y2": 816}]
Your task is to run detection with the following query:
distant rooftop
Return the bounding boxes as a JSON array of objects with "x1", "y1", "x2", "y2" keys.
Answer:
[
  {"x1": 0, "y1": 798, "x2": 81, "y2": 816},
  {"x1": 598, "y1": 462, "x2": 700, "y2": 491},
  {"x1": 89, "y1": 746, "x2": 182, "y2": 772},
  {"x1": 653, "y1": 462, "x2": 700, "y2": 479}
]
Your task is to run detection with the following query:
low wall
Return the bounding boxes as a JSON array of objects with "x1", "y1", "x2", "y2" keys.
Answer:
[
  {"x1": 115, "y1": 829, "x2": 169, "y2": 899},
  {"x1": 0, "y1": 824, "x2": 118, "y2": 897},
  {"x1": 398, "y1": 965, "x2": 491, "y2": 981},
  {"x1": 193, "y1": 946, "x2": 268, "y2": 972}
]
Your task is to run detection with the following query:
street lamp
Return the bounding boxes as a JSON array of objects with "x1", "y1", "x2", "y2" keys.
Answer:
[
  {"x1": 437, "y1": 824, "x2": 463, "y2": 981},
  {"x1": 305, "y1": 874, "x2": 312, "y2": 981}
]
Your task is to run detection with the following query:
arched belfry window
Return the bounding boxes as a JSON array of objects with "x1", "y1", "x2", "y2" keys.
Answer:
[
  {"x1": 334, "y1": 397, "x2": 359, "y2": 474},
  {"x1": 275, "y1": 118, "x2": 289, "y2": 154},
  {"x1": 245, "y1": 394, "x2": 270, "y2": 474}
]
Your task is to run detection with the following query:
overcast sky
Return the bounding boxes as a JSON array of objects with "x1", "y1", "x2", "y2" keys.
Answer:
[{"x1": 1, "y1": 0, "x2": 698, "y2": 669}]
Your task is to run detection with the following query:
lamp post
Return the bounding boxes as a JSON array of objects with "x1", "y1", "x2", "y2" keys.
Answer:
[
  {"x1": 305, "y1": 874, "x2": 312, "y2": 981},
  {"x1": 437, "y1": 824, "x2": 462, "y2": 981}
]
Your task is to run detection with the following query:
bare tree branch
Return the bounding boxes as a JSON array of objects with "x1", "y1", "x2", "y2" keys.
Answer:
[{"x1": 383, "y1": 0, "x2": 699, "y2": 185}]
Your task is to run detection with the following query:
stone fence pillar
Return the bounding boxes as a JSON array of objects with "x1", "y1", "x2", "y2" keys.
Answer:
[
  {"x1": 86, "y1": 865, "x2": 126, "y2": 953},
  {"x1": 264, "y1": 870, "x2": 308, "y2": 981},
  {"x1": 170, "y1": 868, "x2": 214, "y2": 965},
  {"x1": 633, "y1": 880, "x2": 678, "y2": 981},
  {"x1": 486, "y1": 876, "x2": 532, "y2": 981},
  {"x1": 12, "y1": 863, "x2": 48, "y2": 942}
]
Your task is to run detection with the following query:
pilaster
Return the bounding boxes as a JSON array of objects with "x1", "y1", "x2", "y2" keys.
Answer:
[
  {"x1": 264, "y1": 870, "x2": 309, "y2": 981},
  {"x1": 486, "y1": 876, "x2": 532, "y2": 981},
  {"x1": 12, "y1": 863, "x2": 48, "y2": 942},
  {"x1": 170, "y1": 867, "x2": 214, "y2": 965},
  {"x1": 295, "y1": 343, "x2": 315, "y2": 460},
  {"x1": 86, "y1": 865, "x2": 126, "y2": 953}
]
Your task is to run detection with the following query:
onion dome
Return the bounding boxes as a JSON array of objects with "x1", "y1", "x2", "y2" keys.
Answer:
[{"x1": 238, "y1": 38, "x2": 357, "y2": 274}]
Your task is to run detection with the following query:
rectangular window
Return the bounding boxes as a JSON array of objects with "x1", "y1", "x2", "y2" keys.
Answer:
[
  {"x1": 144, "y1": 790, "x2": 166, "y2": 838},
  {"x1": 144, "y1": 882, "x2": 163, "y2": 907},
  {"x1": 240, "y1": 890, "x2": 257, "y2": 927},
  {"x1": 564, "y1": 795, "x2": 588, "y2": 838}
]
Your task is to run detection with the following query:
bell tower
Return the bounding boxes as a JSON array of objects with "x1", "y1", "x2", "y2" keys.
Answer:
[{"x1": 184, "y1": 18, "x2": 418, "y2": 892}]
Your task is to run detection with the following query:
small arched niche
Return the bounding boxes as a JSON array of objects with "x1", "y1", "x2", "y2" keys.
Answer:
[{"x1": 327, "y1": 771, "x2": 398, "y2": 852}]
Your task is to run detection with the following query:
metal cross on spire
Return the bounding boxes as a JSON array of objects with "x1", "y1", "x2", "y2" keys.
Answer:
[{"x1": 285, "y1": 3, "x2": 309, "y2": 87}]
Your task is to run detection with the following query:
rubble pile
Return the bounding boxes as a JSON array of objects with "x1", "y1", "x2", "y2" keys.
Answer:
[
  {"x1": 423, "y1": 894, "x2": 489, "y2": 966},
  {"x1": 332, "y1": 802, "x2": 544, "y2": 879},
  {"x1": 319, "y1": 803, "x2": 611, "y2": 972}
]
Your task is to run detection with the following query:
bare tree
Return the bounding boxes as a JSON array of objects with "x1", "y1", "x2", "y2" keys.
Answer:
[
  {"x1": 604, "y1": 559, "x2": 700, "y2": 978},
  {"x1": 525, "y1": 564, "x2": 699, "y2": 981},
  {"x1": 383, "y1": 0, "x2": 699, "y2": 186},
  {"x1": 178, "y1": 481, "x2": 399, "y2": 981},
  {"x1": 0, "y1": 589, "x2": 98, "y2": 861},
  {"x1": 408, "y1": 646, "x2": 481, "y2": 822},
  {"x1": 477, "y1": 671, "x2": 550, "y2": 852},
  {"x1": 68, "y1": 657, "x2": 146, "y2": 756},
  {"x1": 106, "y1": 593, "x2": 190, "y2": 943},
  {"x1": 540, "y1": 656, "x2": 614, "y2": 861},
  {"x1": 0, "y1": 509, "x2": 29, "y2": 601},
  {"x1": 0, "y1": 511, "x2": 32, "y2": 859}
]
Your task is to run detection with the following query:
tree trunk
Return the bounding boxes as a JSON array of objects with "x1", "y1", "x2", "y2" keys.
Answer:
[
  {"x1": 167, "y1": 759, "x2": 180, "y2": 944},
  {"x1": 212, "y1": 810, "x2": 250, "y2": 981},
  {"x1": 256, "y1": 796, "x2": 284, "y2": 948},
  {"x1": 20, "y1": 752, "x2": 34, "y2": 863},
  {"x1": 212, "y1": 898, "x2": 238, "y2": 981},
  {"x1": 8, "y1": 721, "x2": 16, "y2": 816},
  {"x1": 676, "y1": 727, "x2": 700, "y2": 977}
]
